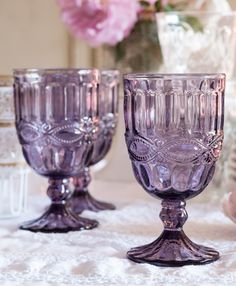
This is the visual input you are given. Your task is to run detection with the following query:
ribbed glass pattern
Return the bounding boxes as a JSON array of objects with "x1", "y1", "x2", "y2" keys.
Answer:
[
  {"x1": 156, "y1": 12, "x2": 236, "y2": 78},
  {"x1": 13, "y1": 69, "x2": 102, "y2": 232},
  {"x1": 124, "y1": 74, "x2": 225, "y2": 199},
  {"x1": 90, "y1": 69, "x2": 120, "y2": 165},
  {"x1": 69, "y1": 70, "x2": 120, "y2": 214},
  {"x1": 14, "y1": 69, "x2": 100, "y2": 177}
]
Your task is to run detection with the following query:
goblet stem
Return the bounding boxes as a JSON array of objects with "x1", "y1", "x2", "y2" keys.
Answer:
[
  {"x1": 68, "y1": 168, "x2": 115, "y2": 214},
  {"x1": 20, "y1": 178, "x2": 98, "y2": 233},
  {"x1": 127, "y1": 199, "x2": 219, "y2": 266}
]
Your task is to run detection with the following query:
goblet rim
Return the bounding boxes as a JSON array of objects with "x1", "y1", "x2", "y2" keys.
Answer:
[
  {"x1": 101, "y1": 69, "x2": 120, "y2": 76},
  {"x1": 124, "y1": 73, "x2": 226, "y2": 80},
  {"x1": 156, "y1": 11, "x2": 236, "y2": 17},
  {"x1": 13, "y1": 68, "x2": 100, "y2": 77},
  {"x1": 101, "y1": 69, "x2": 120, "y2": 85}
]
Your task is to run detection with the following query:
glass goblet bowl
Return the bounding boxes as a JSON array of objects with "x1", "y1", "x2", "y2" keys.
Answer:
[
  {"x1": 69, "y1": 70, "x2": 120, "y2": 213},
  {"x1": 156, "y1": 11, "x2": 236, "y2": 79}
]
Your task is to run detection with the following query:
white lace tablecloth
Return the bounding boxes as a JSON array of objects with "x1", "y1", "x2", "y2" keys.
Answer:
[{"x1": 0, "y1": 179, "x2": 236, "y2": 286}]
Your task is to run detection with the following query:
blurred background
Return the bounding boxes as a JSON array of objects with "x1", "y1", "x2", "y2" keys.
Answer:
[
  {"x1": 0, "y1": 0, "x2": 102, "y2": 73},
  {"x1": 0, "y1": 0, "x2": 235, "y2": 72}
]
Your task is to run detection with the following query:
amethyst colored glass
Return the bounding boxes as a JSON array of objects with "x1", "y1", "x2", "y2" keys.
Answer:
[
  {"x1": 124, "y1": 73, "x2": 225, "y2": 266},
  {"x1": 14, "y1": 68, "x2": 100, "y2": 232},
  {"x1": 69, "y1": 70, "x2": 120, "y2": 213}
]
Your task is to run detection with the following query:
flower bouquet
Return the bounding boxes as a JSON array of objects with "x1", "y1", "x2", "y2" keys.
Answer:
[{"x1": 58, "y1": 0, "x2": 189, "y2": 72}]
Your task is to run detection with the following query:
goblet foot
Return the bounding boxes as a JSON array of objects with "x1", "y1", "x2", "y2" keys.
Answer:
[
  {"x1": 127, "y1": 230, "x2": 219, "y2": 267},
  {"x1": 128, "y1": 199, "x2": 219, "y2": 267},
  {"x1": 71, "y1": 169, "x2": 115, "y2": 213},
  {"x1": 20, "y1": 203, "x2": 98, "y2": 233},
  {"x1": 69, "y1": 190, "x2": 116, "y2": 214}
]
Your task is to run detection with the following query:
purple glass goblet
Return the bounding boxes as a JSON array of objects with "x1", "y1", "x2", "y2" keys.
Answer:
[
  {"x1": 124, "y1": 73, "x2": 225, "y2": 266},
  {"x1": 69, "y1": 70, "x2": 120, "y2": 213},
  {"x1": 14, "y1": 68, "x2": 100, "y2": 232}
]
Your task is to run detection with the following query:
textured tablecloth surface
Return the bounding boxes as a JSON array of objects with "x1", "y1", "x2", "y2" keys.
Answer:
[{"x1": 0, "y1": 179, "x2": 236, "y2": 286}]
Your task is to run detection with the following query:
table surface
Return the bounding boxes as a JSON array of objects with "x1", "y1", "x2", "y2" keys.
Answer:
[{"x1": 0, "y1": 179, "x2": 236, "y2": 286}]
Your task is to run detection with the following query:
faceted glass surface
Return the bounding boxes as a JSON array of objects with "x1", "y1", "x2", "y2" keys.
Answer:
[
  {"x1": 70, "y1": 70, "x2": 120, "y2": 214},
  {"x1": 14, "y1": 69, "x2": 100, "y2": 232},
  {"x1": 156, "y1": 12, "x2": 236, "y2": 79},
  {"x1": 90, "y1": 70, "x2": 120, "y2": 165},
  {"x1": 124, "y1": 73, "x2": 225, "y2": 266}
]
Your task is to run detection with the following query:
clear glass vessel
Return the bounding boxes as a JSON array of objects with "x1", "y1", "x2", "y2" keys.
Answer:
[
  {"x1": 156, "y1": 12, "x2": 236, "y2": 79},
  {"x1": 14, "y1": 69, "x2": 100, "y2": 232},
  {"x1": 0, "y1": 75, "x2": 28, "y2": 218},
  {"x1": 123, "y1": 73, "x2": 225, "y2": 266},
  {"x1": 69, "y1": 70, "x2": 120, "y2": 213}
]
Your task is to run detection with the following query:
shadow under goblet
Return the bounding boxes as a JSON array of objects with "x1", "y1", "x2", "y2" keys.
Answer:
[
  {"x1": 14, "y1": 68, "x2": 100, "y2": 232},
  {"x1": 68, "y1": 70, "x2": 119, "y2": 213},
  {"x1": 124, "y1": 73, "x2": 225, "y2": 266}
]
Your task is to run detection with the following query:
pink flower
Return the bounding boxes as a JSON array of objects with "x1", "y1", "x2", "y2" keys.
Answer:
[
  {"x1": 57, "y1": 0, "x2": 139, "y2": 46},
  {"x1": 222, "y1": 191, "x2": 236, "y2": 223}
]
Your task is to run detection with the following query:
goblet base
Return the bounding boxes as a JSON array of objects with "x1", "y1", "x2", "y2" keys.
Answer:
[
  {"x1": 69, "y1": 190, "x2": 116, "y2": 214},
  {"x1": 20, "y1": 203, "x2": 99, "y2": 233},
  {"x1": 127, "y1": 230, "x2": 219, "y2": 267}
]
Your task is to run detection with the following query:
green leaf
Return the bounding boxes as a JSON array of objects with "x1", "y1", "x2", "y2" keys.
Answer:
[
  {"x1": 163, "y1": 4, "x2": 176, "y2": 12},
  {"x1": 181, "y1": 15, "x2": 204, "y2": 32},
  {"x1": 114, "y1": 42, "x2": 126, "y2": 62},
  {"x1": 140, "y1": 0, "x2": 151, "y2": 8},
  {"x1": 154, "y1": 0, "x2": 162, "y2": 12},
  {"x1": 163, "y1": 1, "x2": 189, "y2": 12}
]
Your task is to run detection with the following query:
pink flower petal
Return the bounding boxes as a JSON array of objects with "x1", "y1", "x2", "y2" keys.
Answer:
[{"x1": 57, "y1": 0, "x2": 139, "y2": 46}]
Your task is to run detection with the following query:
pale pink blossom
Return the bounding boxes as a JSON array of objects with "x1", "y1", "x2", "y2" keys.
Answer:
[
  {"x1": 222, "y1": 191, "x2": 236, "y2": 223},
  {"x1": 57, "y1": 0, "x2": 139, "y2": 46}
]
